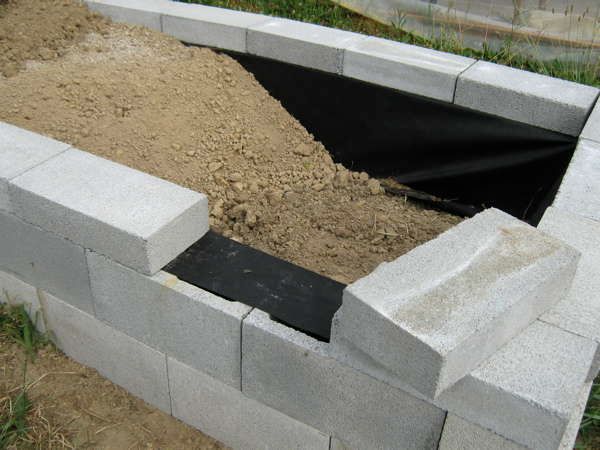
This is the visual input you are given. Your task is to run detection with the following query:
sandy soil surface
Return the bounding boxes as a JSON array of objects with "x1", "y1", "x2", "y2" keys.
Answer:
[
  {"x1": 0, "y1": 0, "x2": 460, "y2": 285},
  {"x1": 0, "y1": 332, "x2": 226, "y2": 449}
]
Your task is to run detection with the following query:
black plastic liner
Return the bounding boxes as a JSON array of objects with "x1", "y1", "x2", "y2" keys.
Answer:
[
  {"x1": 165, "y1": 231, "x2": 345, "y2": 341},
  {"x1": 228, "y1": 52, "x2": 577, "y2": 225},
  {"x1": 170, "y1": 49, "x2": 579, "y2": 340}
]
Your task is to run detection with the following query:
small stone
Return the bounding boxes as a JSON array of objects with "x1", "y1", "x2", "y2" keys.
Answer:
[{"x1": 368, "y1": 179, "x2": 381, "y2": 195}]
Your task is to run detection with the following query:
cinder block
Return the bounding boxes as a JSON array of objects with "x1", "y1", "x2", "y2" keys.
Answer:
[
  {"x1": 538, "y1": 207, "x2": 600, "y2": 379},
  {"x1": 87, "y1": 251, "x2": 251, "y2": 388},
  {"x1": 438, "y1": 415, "x2": 527, "y2": 450},
  {"x1": 439, "y1": 380, "x2": 593, "y2": 450},
  {"x1": 343, "y1": 37, "x2": 475, "y2": 102},
  {"x1": 40, "y1": 291, "x2": 171, "y2": 413},
  {"x1": 334, "y1": 208, "x2": 579, "y2": 399},
  {"x1": 168, "y1": 357, "x2": 330, "y2": 450},
  {"x1": 0, "y1": 122, "x2": 69, "y2": 212},
  {"x1": 83, "y1": 0, "x2": 169, "y2": 31},
  {"x1": 455, "y1": 61, "x2": 599, "y2": 135},
  {"x1": 162, "y1": 2, "x2": 268, "y2": 53},
  {"x1": 9, "y1": 148, "x2": 208, "y2": 275},
  {"x1": 581, "y1": 99, "x2": 600, "y2": 143},
  {"x1": 553, "y1": 139, "x2": 600, "y2": 222},
  {"x1": 242, "y1": 309, "x2": 446, "y2": 450},
  {"x1": 0, "y1": 211, "x2": 94, "y2": 314},
  {"x1": 247, "y1": 18, "x2": 366, "y2": 74},
  {"x1": 0, "y1": 270, "x2": 46, "y2": 333},
  {"x1": 437, "y1": 321, "x2": 596, "y2": 450}
]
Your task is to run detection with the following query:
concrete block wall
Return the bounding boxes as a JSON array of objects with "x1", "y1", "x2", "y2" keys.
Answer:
[{"x1": 1, "y1": 0, "x2": 600, "y2": 448}]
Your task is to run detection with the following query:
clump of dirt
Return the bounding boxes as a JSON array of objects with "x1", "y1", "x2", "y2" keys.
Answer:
[
  {"x1": 0, "y1": 0, "x2": 460, "y2": 284},
  {"x1": 0, "y1": 335, "x2": 226, "y2": 449},
  {"x1": 0, "y1": 0, "x2": 107, "y2": 77}
]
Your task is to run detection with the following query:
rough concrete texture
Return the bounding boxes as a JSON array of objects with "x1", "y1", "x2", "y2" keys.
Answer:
[
  {"x1": 162, "y1": 2, "x2": 268, "y2": 53},
  {"x1": 438, "y1": 415, "x2": 527, "y2": 450},
  {"x1": 455, "y1": 61, "x2": 599, "y2": 135},
  {"x1": 168, "y1": 357, "x2": 330, "y2": 450},
  {"x1": 538, "y1": 207, "x2": 600, "y2": 380},
  {"x1": 83, "y1": 0, "x2": 169, "y2": 31},
  {"x1": 9, "y1": 148, "x2": 208, "y2": 275},
  {"x1": 0, "y1": 270, "x2": 46, "y2": 333},
  {"x1": 335, "y1": 208, "x2": 580, "y2": 399},
  {"x1": 40, "y1": 291, "x2": 171, "y2": 413},
  {"x1": 553, "y1": 139, "x2": 600, "y2": 222},
  {"x1": 247, "y1": 18, "x2": 366, "y2": 74},
  {"x1": 440, "y1": 379, "x2": 592, "y2": 450},
  {"x1": 343, "y1": 36, "x2": 475, "y2": 102},
  {"x1": 437, "y1": 321, "x2": 596, "y2": 450},
  {"x1": 242, "y1": 309, "x2": 446, "y2": 450},
  {"x1": 0, "y1": 211, "x2": 94, "y2": 314},
  {"x1": 0, "y1": 121, "x2": 69, "y2": 213},
  {"x1": 581, "y1": 99, "x2": 600, "y2": 143},
  {"x1": 87, "y1": 251, "x2": 251, "y2": 388}
]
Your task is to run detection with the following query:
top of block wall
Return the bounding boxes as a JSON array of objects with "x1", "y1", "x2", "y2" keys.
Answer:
[{"x1": 3, "y1": 124, "x2": 209, "y2": 274}]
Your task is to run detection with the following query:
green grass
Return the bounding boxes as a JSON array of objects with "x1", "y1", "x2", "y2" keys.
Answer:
[
  {"x1": 0, "y1": 302, "x2": 47, "y2": 449},
  {"x1": 578, "y1": 381, "x2": 600, "y2": 449},
  {"x1": 179, "y1": 0, "x2": 599, "y2": 87}
]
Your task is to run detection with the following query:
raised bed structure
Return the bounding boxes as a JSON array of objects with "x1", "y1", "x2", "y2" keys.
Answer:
[{"x1": 2, "y1": 1, "x2": 600, "y2": 449}]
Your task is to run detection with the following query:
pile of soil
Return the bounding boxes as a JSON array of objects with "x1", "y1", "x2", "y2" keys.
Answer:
[
  {"x1": 0, "y1": 0, "x2": 460, "y2": 284},
  {"x1": 0, "y1": 334, "x2": 225, "y2": 449}
]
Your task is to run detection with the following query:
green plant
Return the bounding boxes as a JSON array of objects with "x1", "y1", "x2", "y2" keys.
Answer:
[
  {"x1": 0, "y1": 390, "x2": 32, "y2": 449},
  {"x1": 577, "y1": 380, "x2": 600, "y2": 449},
  {"x1": 0, "y1": 301, "x2": 45, "y2": 361}
]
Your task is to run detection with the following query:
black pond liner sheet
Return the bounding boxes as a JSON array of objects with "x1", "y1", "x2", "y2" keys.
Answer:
[{"x1": 169, "y1": 50, "x2": 578, "y2": 341}]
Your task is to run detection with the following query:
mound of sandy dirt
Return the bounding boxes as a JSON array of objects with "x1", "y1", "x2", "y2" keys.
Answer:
[{"x1": 0, "y1": 0, "x2": 460, "y2": 284}]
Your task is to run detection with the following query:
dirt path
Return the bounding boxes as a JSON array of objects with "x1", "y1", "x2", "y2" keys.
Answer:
[{"x1": 0, "y1": 0, "x2": 460, "y2": 285}]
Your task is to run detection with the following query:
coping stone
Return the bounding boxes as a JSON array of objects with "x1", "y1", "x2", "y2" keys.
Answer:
[
  {"x1": 455, "y1": 61, "x2": 600, "y2": 136},
  {"x1": 552, "y1": 138, "x2": 600, "y2": 222},
  {"x1": 83, "y1": 0, "x2": 169, "y2": 31},
  {"x1": 168, "y1": 357, "x2": 330, "y2": 450},
  {"x1": 247, "y1": 18, "x2": 367, "y2": 74},
  {"x1": 581, "y1": 99, "x2": 600, "y2": 143},
  {"x1": 343, "y1": 36, "x2": 475, "y2": 102},
  {"x1": 0, "y1": 270, "x2": 47, "y2": 333},
  {"x1": 437, "y1": 321, "x2": 596, "y2": 450},
  {"x1": 335, "y1": 208, "x2": 580, "y2": 399},
  {"x1": 9, "y1": 148, "x2": 208, "y2": 275},
  {"x1": 0, "y1": 122, "x2": 69, "y2": 213},
  {"x1": 162, "y1": 2, "x2": 269, "y2": 53},
  {"x1": 0, "y1": 211, "x2": 94, "y2": 314},
  {"x1": 40, "y1": 291, "x2": 171, "y2": 412},
  {"x1": 87, "y1": 251, "x2": 251, "y2": 388},
  {"x1": 242, "y1": 309, "x2": 446, "y2": 450},
  {"x1": 538, "y1": 206, "x2": 600, "y2": 379}
]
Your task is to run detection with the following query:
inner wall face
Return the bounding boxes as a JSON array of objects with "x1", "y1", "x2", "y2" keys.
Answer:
[{"x1": 229, "y1": 52, "x2": 577, "y2": 225}]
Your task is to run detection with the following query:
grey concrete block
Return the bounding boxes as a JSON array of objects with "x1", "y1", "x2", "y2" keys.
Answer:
[
  {"x1": 242, "y1": 309, "x2": 446, "y2": 450},
  {"x1": 553, "y1": 139, "x2": 600, "y2": 222},
  {"x1": 9, "y1": 148, "x2": 208, "y2": 275},
  {"x1": 335, "y1": 208, "x2": 579, "y2": 399},
  {"x1": 40, "y1": 291, "x2": 171, "y2": 412},
  {"x1": 559, "y1": 381, "x2": 593, "y2": 450},
  {"x1": 437, "y1": 321, "x2": 596, "y2": 450},
  {"x1": 581, "y1": 99, "x2": 600, "y2": 143},
  {"x1": 538, "y1": 207, "x2": 600, "y2": 380},
  {"x1": 455, "y1": 61, "x2": 599, "y2": 135},
  {"x1": 0, "y1": 270, "x2": 46, "y2": 333},
  {"x1": 162, "y1": 2, "x2": 268, "y2": 53},
  {"x1": 83, "y1": 0, "x2": 169, "y2": 31},
  {"x1": 0, "y1": 211, "x2": 94, "y2": 314},
  {"x1": 343, "y1": 37, "x2": 475, "y2": 102},
  {"x1": 0, "y1": 122, "x2": 69, "y2": 213},
  {"x1": 247, "y1": 18, "x2": 366, "y2": 74},
  {"x1": 87, "y1": 251, "x2": 251, "y2": 388},
  {"x1": 168, "y1": 357, "x2": 330, "y2": 450},
  {"x1": 439, "y1": 415, "x2": 527, "y2": 450}
]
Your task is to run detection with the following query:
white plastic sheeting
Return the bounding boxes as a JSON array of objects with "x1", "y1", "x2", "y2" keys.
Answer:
[{"x1": 333, "y1": 0, "x2": 599, "y2": 61}]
